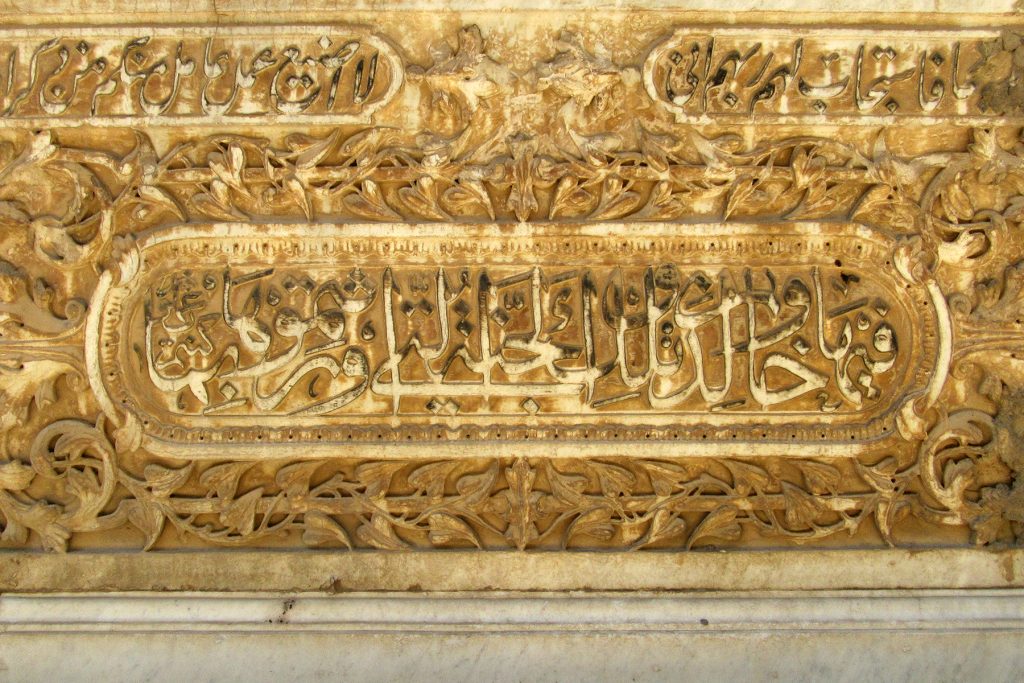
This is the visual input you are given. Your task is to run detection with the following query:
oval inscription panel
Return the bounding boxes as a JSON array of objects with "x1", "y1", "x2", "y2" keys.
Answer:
[{"x1": 90, "y1": 223, "x2": 939, "y2": 458}]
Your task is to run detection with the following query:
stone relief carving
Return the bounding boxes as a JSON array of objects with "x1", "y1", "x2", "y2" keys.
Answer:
[
  {"x1": 93, "y1": 225, "x2": 926, "y2": 453},
  {"x1": 1, "y1": 24, "x2": 1023, "y2": 552},
  {"x1": 643, "y1": 29, "x2": 1018, "y2": 122},
  {"x1": 0, "y1": 27, "x2": 404, "y2": 124}
]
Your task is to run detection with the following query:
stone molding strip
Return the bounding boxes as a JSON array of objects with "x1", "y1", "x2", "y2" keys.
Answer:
[
  {"x1": 0, "y1": 590, "x2": 1021, "y2": 681},
  {"x1": 0, "y1": 0, "x2": 1019, "y2": 18},
  {"x1": 1, "y1": 548, "x2": 1022, "y2": 592},
  {"x1": 2, "y1": 590, "x2": 1022, "y2": 633}
]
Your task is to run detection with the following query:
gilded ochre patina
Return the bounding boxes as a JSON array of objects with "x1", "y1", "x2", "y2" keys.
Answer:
[{"x1": 1, "y1": 19, "x2": 1024, "y2": 553}]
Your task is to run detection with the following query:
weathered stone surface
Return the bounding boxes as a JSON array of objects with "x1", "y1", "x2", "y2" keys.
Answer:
[
  {"x1": 2, "y1": 0, "x2": 1024, "y2": 590},
  {"x1": 2, "y1": 591, "x2": 1023, "y2": 683}
]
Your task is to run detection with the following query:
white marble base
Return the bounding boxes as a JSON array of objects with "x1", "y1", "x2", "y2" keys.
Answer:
[{"x1": 1, "y1": 591, "x2": 1022, "y2": 681}]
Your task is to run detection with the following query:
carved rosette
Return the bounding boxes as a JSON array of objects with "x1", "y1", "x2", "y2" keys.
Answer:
[{"x1": 1, "y1": 23, "x2": 1024, "y2": 553}]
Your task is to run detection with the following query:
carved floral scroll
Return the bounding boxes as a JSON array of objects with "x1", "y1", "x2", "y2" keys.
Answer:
[{"x1": 1, "y1": 23, "x2": 1024, "y2": 553}]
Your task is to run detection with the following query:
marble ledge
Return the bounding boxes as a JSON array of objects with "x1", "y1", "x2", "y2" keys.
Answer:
[{"x1": 0, "y1": 590, "x2": 1022, "y2": 682}]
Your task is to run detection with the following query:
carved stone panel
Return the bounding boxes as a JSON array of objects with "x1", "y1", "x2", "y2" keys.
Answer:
[
  {"x1": 0, "y1": 26, "x2": 404, "y2": 124},
  {"x1": 92, "y1": 222, "x2": 932, "y2": 460},
  {"x1": 2, "y1": 5, "x2": 1024, "y2": 581}
]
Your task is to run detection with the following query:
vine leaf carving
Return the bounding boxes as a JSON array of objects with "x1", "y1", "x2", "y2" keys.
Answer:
[
  {"x1": 357, "y1": 512, "x2": 409, "y2": 550},
  {"x1": 302, "y1": 511, "x2": 353, "y2": 549},
  {"x1": 687, "y1": 505, "x2": 742, "y2": 549}
]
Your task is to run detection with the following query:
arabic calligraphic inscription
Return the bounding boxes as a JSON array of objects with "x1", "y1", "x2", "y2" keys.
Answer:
[
  {"x1": 3, "y1": 13, "x2": 1024, "y2": 563},
  {"x1": 95, "y1": 224, "x2": 928, "y2": 459}
]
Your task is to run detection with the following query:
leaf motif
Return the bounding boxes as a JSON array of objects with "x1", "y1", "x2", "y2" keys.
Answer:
[
  {"x1": 113, "y1": 412, "x2": 143, "y2": 454},
  {"x1": 302, "y1": 511, "x2": 353, "y2": 549},
  {"x1": 1, "y1": 519, "x2": 28, "y2": 545},
  {"x1": 786, "y1": 182, "x2": 862, "y2": 220},
  {"x1": 688, "y1": 130, "x2": 744, "y2": 171},
  {"x1": 639, "y1": 130, "x2": 675, "y2": 173},
  {"x1": 942, "y1": 458, "x2": 975, "y2": 497},
  {"x1": 343, "y1": 180, "x2": 401, "y2": 220},
  {"x1": 442, "y1": 178, "x2": 495, "y2": 219},
  {"x1": 976, "y1": 161, "x2": 1004, "y2": 186},
  {"x1": 356, "y1": 512, "x2": 408, "y2": 550},
  {"x1": 190, "y1": 183, "x2": 247, "y2": 221},
  {"x1": 855, "y1": 457, "x2": 900, "y2": 493},
  {"x1": 573, "y1": 131, "x2": 622, "y2": 164},
  {"x1": 507, "y1": 175, "x2": 538, "y2": 222},
  {"x1": 199, "y1": 461, "x2": 254, "y2": 500},
  {"x1": 408, "y1": 461, "x2": 461, "y2": 500},
  {"x1": 208, "y1": 144, "x2": 246, "y2": 190},
  {"x1": 588, "y1": 461, "x2": 635, "y2": 497},
  {"x1": 0, "y1": 200, "x2": 28, "y2": 226},
  {"x1": 0, "y1": 461, "x2": 35, "y2": 490},
  {"x1": 454, "y1": 461, "x2": 500, "y2": 506},
  {"x1": 1005, "y1": 196, "x2": 1024, "y2": 221},
  {"x1": 0, "y1": 393, "x2": 27, "y2": 432},
  {"x1": 282, "y1": 129, "x2": 341, "y2": 169},
  {"x1": 427, "y1": 513, "x2": 481, "y2": 547},
  {"x1": 869, "y1": 135, "x2": 919, "y2": 188},
  {"x1": 872, "y1": 497, "x2": 911, "y2": 547},
  {"x1": 127, "y1": 501, "x2": 166, "y2": 550},
  {"x1": 968, "y1": 487, "x2": 1009, "y2": 545},
  {"x1": 549, "y1": 175, "x2": 594, "y2": 219},
  {"x1": 506, "y1": 138, "x2": 539, "y2": 222},
  {"x1": 65, "y1": 468, "x2": 106, "y2": 517},
  {"x1": 781, "y1": 482, "x2": 823, "y2": 529},
  {"x1": 722, "y1": 460, "x2": 774, "y2": 495},
  {"x1": 283, "y1": 175, "x2": 312, "y2": 220},
  {"x1": 337, "y1": 128, "x2": 400, "y2": 161},
  {"x1": 544, "y1": 461, "x2": 588, "y2": 507},
  {"x1": 850, "y1": 184, "x2": 919, "y2": 231},
  {"x1": 37, "y1": 519, "x2": 71, "y2": 552},
  {"x1": 18, "y1": 501, "x2": 68, "y2": 552},
  {"x1": 687, "y1": 505, "x2": 742, "y2": 549},
  {"x1": 589, "y1": 177, "x2": 641, "y2": 220},
  {"x1": 724, "y1": 174, "x2": 756, "y2": 219},
  {"x1": 800, "y1": 461, "x2": 842, "y2": 495},
  {"x1": 219, "y1": 487, "x2": 263, "y2": 535},
  {"x1": 354, "y1": 461, "x2": 407, "y2": 497},
  {"x1": 968, "y1": 507, "x2": 1006, "y2": 545},
  {"x1": 141, "y1": 462, "x2": 193, "y2": 497},
  {"x1": 275, "y1": 461, "x2": 324, "y2": 499},
  {"x1": 565, "y1": 507, "x2": 615, "y2": 545},
  {"x1": 32, "y1": 218, "x2": 87, "y2": 264},
  {"x1": 503, "y1": 458, "x2": 538, "y2": 550},
  {"x1": 0, "y1": 361, "x2": 70, "y2": 429},
  {"x1": 790, "y1": 146, "x2": 826, "y2": 189},
  {"x1": 940, "y1": 179, "x2": 975, "y2": 223},
  {"x1": 642, "y1": 460, "x2": 690, "y2": 497},
  {"x1": 633, "y1": 508, "x2": 686, "y2": 549},
  {"x1": 937, "y1": 229, "x2": 989, "y2": 264},
  {"x1": 137, "y1": 185, "x2": 186, "y2": 221},
  {"x1": 26, "y1": 129, "x2": 56, "y2": 163},
  {"x1": 398, "y1": 176, "x2": 450, "y2": 220},
  {"x1": 630, "y1": 180, "x2": 685, "y2": 220},
  {"x1": 969, "y1": 127, "x2": 1000, "y2": 162},
  {"x1": 33, "y1": 375, "x2": 58, "y2": 409}
]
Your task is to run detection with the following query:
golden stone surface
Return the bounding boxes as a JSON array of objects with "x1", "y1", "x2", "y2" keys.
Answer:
[{"x1": 1, "y1": 2, "x2": 1024, "y2": 589}]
